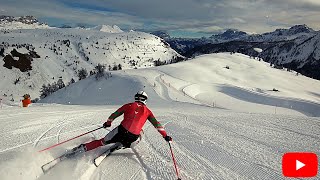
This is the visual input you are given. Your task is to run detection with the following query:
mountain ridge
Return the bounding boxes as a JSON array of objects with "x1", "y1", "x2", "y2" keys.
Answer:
[{"x1": 151, "y1": 25, "x2": 320, "y2": 80}]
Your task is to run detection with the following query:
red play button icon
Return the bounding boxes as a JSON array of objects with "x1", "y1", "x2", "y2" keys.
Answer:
[{"x1": 282, "y1": 152, "x2": 318, "y2": 177}]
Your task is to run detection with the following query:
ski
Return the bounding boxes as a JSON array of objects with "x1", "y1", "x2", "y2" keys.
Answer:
[
  {"x1": 93, "y1": 149, "x2": 111, "y2": 167},
  {"x1": 41, "y1": 144, "x2": 86, "y2": 173},
  {"x1": 93, "y1": 143, "x2": 122, "y2": 167},
  {"x1": 41, "y1": 153, "x2": 67, "y2": 173}
]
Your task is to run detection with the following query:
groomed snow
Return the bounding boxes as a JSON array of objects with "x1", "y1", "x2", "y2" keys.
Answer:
[{"x1": 0, "y1": 53, "x2": 319, "y2": 180}]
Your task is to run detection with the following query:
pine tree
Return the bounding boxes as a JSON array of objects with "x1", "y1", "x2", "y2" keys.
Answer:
[
  {"x1": 68, "y1": 78, "x2": 75, "y2": 85},
  {"x1": 51, "y1": 82, "x2": 59, "y2": 93},
  {"x1": 95, "y1": 63, "x2": 106, "y2": 80},
  {"x1": 57, "y1": 79, "x2": 65, "y2": 89},
  {"x1": 112, "y1": 64, "x2": 118, "y2": 71},
  {"x1": 40, "y1": 84, "x2": 49, "y2": 98},
  {"x1": 78, "y1": 68, "x2": 88, "y2": 80}
]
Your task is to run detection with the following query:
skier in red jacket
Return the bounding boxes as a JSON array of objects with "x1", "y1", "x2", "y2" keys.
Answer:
[{"x1": 67, "y1": 91, "x2": 172, "y2": 156}]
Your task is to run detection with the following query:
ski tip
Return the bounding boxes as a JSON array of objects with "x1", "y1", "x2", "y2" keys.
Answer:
[{"x1": 41, "y1": 165, "x2": 51, "y2": 174}]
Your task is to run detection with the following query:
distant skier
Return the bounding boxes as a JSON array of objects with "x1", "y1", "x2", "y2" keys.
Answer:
[
  {"x1": 68, "y1": 91, "x2": 172, "y2": 156},
  {"x1": 22, "y1": 94, "x2": 31, "y2": 107}
]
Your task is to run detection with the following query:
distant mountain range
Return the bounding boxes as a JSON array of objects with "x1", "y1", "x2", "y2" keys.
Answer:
[{"x1": 151, "y1": 25, "x2": 320, "y2": 80}]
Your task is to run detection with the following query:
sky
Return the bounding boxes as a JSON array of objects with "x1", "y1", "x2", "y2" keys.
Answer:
[{"x1": 1, "y1": 0, "x2": 320, "y2": 38}]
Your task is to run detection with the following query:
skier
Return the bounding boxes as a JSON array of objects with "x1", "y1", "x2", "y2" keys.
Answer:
[
  {"x1": 22, "y1": 94, "x2": 31, "y2": 107},
  {"x1": 67, "y1": 91, "x2": 172, "y2": 157}
]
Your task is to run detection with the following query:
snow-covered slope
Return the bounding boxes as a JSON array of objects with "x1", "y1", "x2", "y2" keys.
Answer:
[
  {"x1": 155, "y1": 53, "x2": 320, "y2": 117},
  {"x1": 42, "y1": 52, "x2": 320, "y2": 116},
  {"x1": 0, "y1": 26, "x2": 182, "y2": 104},
  {"x1": 0, "y1": 53, "x2": 319, "y2": 180},
  {"x1": 157, "y1": 53, "x2": 320, "y2": 103}
]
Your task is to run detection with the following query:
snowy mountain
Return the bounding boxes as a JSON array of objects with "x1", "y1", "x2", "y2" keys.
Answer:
[
  {"x1": 151, "y1": 29, "x2": 251, "y2": 55},
  {"x1": 0, "y1": 18, "x2": 183, "y2": 104},
  {"x1": 0, "y1": 15, "x2": 51, "y2": 30},
  {"x1": 149, "y1": 33, "x2": 209, "y2": 57},
  {"x1": 149, "y1": 30, "x2": 171, "y2": 40},
  {"x1": 0, "y1": 53, "x2": 319, "y2": 180},
  {"x1": 159, "y1": 25, "x2": 318, "y2": 55},
  {"x1": 209, "y1": 29, "x2": 248, "y2": 42},
  {"x1": 171, "y1": 25, "x2": 320, "y2": 80},
  {"x1": 244, "y1": 24, "x2": 315, "y2": 42},
  {"x1": 88, "y1": 25, "x2": 123, "y2": 33},
  {"x1": 156, "y1": 29, "x2": 249, "y2": 56},
  {"x1": 257, "y1": 33, "x2": 320, "y2": 78}
]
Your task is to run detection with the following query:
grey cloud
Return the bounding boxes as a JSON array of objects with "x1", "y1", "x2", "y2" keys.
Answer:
[{"x1": 1, "y1": 0, "x2": 319, "y2": 34}]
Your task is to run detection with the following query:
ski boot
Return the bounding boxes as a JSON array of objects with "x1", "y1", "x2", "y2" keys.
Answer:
[{"x1": 65, "y1": 144, "x2": 86, "y2": 158}]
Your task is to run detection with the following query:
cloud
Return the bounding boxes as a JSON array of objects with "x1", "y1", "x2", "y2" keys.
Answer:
[
  {"x1": 0, "y1": 0, "x2": 145, "y2": 29},
  {"x1": 184, "y1": 26, "x2": 224, "y2": 35},
  {"x1": 269, "y1": 0, "x2": 320, "y2": 9},
  {"x1": 1, "y1": 0, "x2": 319, "y2": 36}
]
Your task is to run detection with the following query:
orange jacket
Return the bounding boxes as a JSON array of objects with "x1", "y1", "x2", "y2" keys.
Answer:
[{"x1": 22, "y1": 99, "x2": 31, "y2": 107}]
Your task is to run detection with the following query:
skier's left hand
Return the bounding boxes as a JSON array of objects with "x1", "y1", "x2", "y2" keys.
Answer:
[{"x1": 164, "y1": 135, "x2": 172, "y2": 142}]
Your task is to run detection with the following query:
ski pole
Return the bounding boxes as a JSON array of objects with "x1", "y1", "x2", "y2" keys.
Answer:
[
  {"x1": 168, "y1": 142, "x2": 181, "y2": 180},
  {"x1": 38, "y1": 127, "x2": 103, "y2": 152}
]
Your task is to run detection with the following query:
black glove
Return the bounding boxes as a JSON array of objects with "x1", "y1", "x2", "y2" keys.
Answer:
[
  {"x1": 164, "y1": 135, "x2": 172, "y2": 142},
  {"x1": 103, "y1": 121, "x2": 112, "y2": 128}
]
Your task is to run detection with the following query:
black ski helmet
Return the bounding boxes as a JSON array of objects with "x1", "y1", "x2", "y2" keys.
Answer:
[{"x1": 134, "y1": 91, "x2": 148, "y2": 104}]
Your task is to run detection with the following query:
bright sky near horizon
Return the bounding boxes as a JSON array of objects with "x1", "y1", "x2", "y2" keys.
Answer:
[{"x1": 1, "y1": 0, "x2": 320, "y2": 37}]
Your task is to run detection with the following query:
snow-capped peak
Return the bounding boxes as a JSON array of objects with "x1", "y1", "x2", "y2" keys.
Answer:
[
  {"x1": 288, "y1": 24, "x2": 314, "y2": 34},
  {"x1": 262, "y1": 24, "x2": 315, "y2": 39},
  {"x1": 90, "y1": 25, "x2": 123, "y2": 33},
  {"x1": 209, "y1": 29, "x2": 248, "y2": 41}
]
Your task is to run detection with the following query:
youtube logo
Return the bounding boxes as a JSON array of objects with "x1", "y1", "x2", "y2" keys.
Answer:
[{"x1": 282, "y1": 152, "x2": 318, "y2": 178}]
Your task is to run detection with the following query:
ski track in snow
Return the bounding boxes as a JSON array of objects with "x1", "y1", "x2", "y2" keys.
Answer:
[
  {"x1": 0, "y1": 111, "x2": 105, "y2": 153},
  {"x1": 56, "y1": 122, "x2": 66, "y2": 143},
  {"x1": 33, "y1": 121, "x2": 65, "y2": 147},
  {"x1": 1, "y1": 104, "x2": 319, "y2": 180},
  {"x1": 155, "y1": 75, "x2": 172, "y2": 101}
]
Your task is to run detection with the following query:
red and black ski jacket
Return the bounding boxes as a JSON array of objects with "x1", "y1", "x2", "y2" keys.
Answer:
[{"x1": 107, "y1": 102, "x2": 167, "y2": 137}]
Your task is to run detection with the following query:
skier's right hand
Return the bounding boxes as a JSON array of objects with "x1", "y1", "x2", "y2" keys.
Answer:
[{"x1": 103, "y1": 121, "x2": 112, "y2": 128}]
